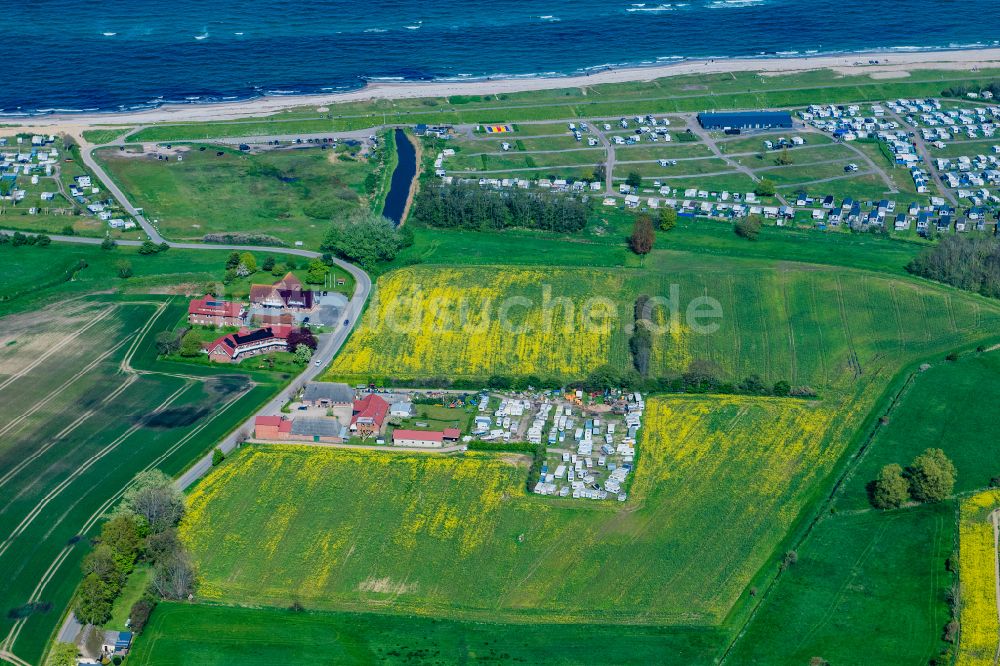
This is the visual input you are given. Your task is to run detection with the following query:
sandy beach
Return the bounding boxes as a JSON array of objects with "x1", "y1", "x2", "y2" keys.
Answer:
[{"x1": 7, "y1": 47, "x2": 1000, "y2": 132}]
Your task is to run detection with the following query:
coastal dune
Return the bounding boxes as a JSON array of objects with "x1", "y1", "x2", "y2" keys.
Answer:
[{"x1": 8, "y1": 48, "x2": 1000, "y2": 131}]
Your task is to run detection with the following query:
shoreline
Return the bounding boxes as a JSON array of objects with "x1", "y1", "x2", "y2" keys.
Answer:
[{"x1": 6, "y1": 46, "x2": 1000, "y2": 131}]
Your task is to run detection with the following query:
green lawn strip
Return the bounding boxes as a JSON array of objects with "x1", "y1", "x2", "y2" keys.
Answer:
[
  {"x1": 125, "y1": 68, "x2": 1000, "y2": 142},
  {"x1": 82, "y1": 128, "x2": 132, "y2": 145},
  {"x1": 129, "y1": 602, "x2": 724, "y2": 666},
  {"x1": 105, "y1": 565, "x2": 152, "y2": 632}
]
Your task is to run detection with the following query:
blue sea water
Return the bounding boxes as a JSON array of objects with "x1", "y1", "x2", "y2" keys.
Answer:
[{"x1": 3, "y1": 0, "x2": 1000, "y2": 114}]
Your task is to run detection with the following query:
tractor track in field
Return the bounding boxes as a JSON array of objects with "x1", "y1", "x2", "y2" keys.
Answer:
[
  {"x1": 0, "y1": 382, "x2": 190, "y2": 562},
  {"x1": 2, "y1": 383, "x2": 252, "y2": 659},
  {"x1": 0, "y1": 336, "x2": 131, "y2": 444},
  {"x1": 0, "y1": 373, "x2": 138, "y2": 490},
  {"x1": 0, "y1": 307, "x2": 116, "y2": 394}
]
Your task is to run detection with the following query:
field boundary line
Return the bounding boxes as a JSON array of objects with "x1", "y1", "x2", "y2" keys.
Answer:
[{"x1": 3, "y1": 384, "x2": 252, "y2": 662}]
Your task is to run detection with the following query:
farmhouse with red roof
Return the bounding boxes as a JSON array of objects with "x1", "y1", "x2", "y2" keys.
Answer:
[
  {"x1": 187, "y1": 295, "x2": 245, "y2": 327},
  {"x1": 350, "y1": 394, "x2": 389, "y2": 438},
  {"x1": 204, "y1": 325, "x2": 292, "y2": 363}
]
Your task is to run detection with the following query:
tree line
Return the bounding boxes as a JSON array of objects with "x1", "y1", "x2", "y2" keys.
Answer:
[
  {"x1": 906, "y1": 235, "x2": 1000, "y2": 298},
  {"x1": 412, "y1": 182, "x2": 589, "y2": 233},
  {"x1": 73, "y1": 471, "x2": 195, "y2": 630}
]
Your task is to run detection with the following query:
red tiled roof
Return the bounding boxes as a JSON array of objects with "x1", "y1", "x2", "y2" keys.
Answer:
[
  {"x1": 443, "y1": 428, "x2": 461, "y2": 439},
  {"x1": 351, "y1": 394, "x2": 389, "y2": 427},
  {"x1": 255, "y1": 415, "x2": 291, "y2": 432},
  {"x1": 188, "y1": 295, "x2": 243, "y2": 318},
  {"x1": 393, "y1": 429, "x2": 444, "y2": 442},
  {"x1": 205, "y1": 326, "x2": 291, "y2": 359}
]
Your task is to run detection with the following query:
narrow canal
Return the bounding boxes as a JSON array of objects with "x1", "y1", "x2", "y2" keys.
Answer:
[{"x1": 381, "y1": 128, "x2": 417, "y2": 225}]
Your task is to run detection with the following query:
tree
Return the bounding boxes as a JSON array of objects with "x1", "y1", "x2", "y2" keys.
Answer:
[
  {"x1": 75, "y1": 573, "x2": 114, "y2": 625},
  {"x1": 99, "y1": 514, "x2": 144, "y2": 573},
  {"x1": 775, "y1": 147, "x2": 793, "y2": 166},
  {"x1": 287, "y1": 327, "x2": 317, "y2": 351},
  {"x1": 755, "y1": 178, "x2": 776, "y2": 197},
  {"x1": 658, "y1": 206, "x2": 677, "y2": 232},
  {"x1": 120, "y1": 470, "x2": 185, "y2": 532},
  {"x1": 735, "y1": 215, "x2": 762, "y2": 241},
  {"x1": 212, "y1": 447, "x2": 225, "y2": 466},
  {"x1": 116, "y1": 259, "x2": 133, "y2": 278},
  {"x1": 129, "y1": 599, "x2": 156, "y2": 635},
  {"x1": 872, "y1": 463, "x2": 910, "y2": 509},
  {"x1": 100, "y1": 235, "x2": 117, "y2": 251},
  {"x1": 158, "y1": 241, "x2": 170, "y2": 252},
  {"x1": 155, "y1": 330, "x2": 180, "y2": 356},
  {"x1": 262, "y1": 256, "x2": 276, "y2": 272},
  {"x1": 153, "y1": 551, "x2": 196, "y2": 600},
  {"x1": 35, "y1": 234, "x2": 51, "y2": 247},
  {"x1": 145, "y1": 528, "x2": 181, "y2": 563},
  {"x1": 45, "y1": 642, "x2": 79, "y2": 666},
  {"x1": 908, "y1": 448, "x2": 957, "y2": 503},
  {"x1": 236, "y1": 252, "x2": 257, "y2": 277},
  {"x1": 294, "y1": 344, "x2": 313, "y2": 364},
  {"x1": 179, "y1": 330, "x2": 202, "y2": 357},
  {"x1": 138, "y1": 240, "x2": 159, "y2": 255},
  {"x1": 225, "y1": 251, "x2": 241, "y2": 269},
  {"x1": 321, "y1": 210, "x2": 404, "y2": 269},
  {"x1": 305, "y1": 258, "x2": 328, "y2": 285},
  {"x1": 772, "y1": 380, "x2": 791, "y2": 396},
  {"x1": 629, "y1": 215, "x2": 655, "y2": 256},
  {"x1": 81, "y1": 544, "x2": 119, "y2": 583},
  {"x1": 625, "y1": 171, "x2": 642, "y2": 189}
]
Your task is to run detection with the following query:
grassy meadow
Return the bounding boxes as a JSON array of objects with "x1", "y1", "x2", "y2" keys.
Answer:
[
  {"x1": 95, "y1": 144, "x2": 380, "y2": 247},
  {"x1": 124, "y1": 67, "x2": 1000, "y2": 141},
  {"x1": 837, "y1": 351, "x2": 1000, "y2": 511}
]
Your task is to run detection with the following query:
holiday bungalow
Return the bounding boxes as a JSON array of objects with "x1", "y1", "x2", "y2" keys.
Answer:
[{"x1": 204, "y1": 325, "x2": 292, "y2": 363}]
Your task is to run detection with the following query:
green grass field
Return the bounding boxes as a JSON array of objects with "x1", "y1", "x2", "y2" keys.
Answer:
[
  {"x1": 129, "y1": 602, "x2": 723, "y2": 666},
  {"x1": 836, "y1": 350, "x2": 1000, "y2": 511},
  {"x1": 124, "y1": 68, "x2": 1000, "y2": 142},
  {"x1": 95, "y1": 144, "x2": 380, "y2": 247},
  {"x1": 0, "y1": 245, "x2": 294, "y2": 664},
  {"x1": 728, "y1": 503, "x2": 954, "y2": 665}
]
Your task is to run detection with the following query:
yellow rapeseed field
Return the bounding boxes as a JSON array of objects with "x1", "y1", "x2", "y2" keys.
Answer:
[
  {"x1": 328, "y1": 266, "x2": 627, "y2": 379},
  {"x1": 957, "y1": 490, "x2": 1000, "y2": 666},
  {"x1": 179, "y1": 389, "x2": 872, "y2": 625}
]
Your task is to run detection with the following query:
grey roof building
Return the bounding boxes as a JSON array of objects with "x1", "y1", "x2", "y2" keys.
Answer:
[
  {"x1": 301, "y1": 382, "x2": 354, "y2": 405},
  {"x1": 697, "y1": 111, "x2": 794, "y2": 130},
  {"x1": 290, "y1": 417, "x2": 346, "y2": 440}
]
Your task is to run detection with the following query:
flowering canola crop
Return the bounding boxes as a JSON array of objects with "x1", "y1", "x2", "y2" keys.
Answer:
[{"x1": 957, "y1": 490, "x2": 1000, "y2": 666}]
